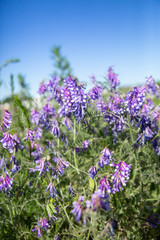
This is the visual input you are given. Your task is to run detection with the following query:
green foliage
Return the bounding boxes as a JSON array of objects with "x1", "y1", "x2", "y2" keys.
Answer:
[
  {"x1": 12, "y1": 94, "x2": 30, "y2": 128},
  {"x1": 51, "y1": 45, "x2": 72, "y2": 83},
  {"x1": 0, "y1": 57, "x2": 160, "y2": 239},
  {"x1": 0, "y1": 59, "x2": 20, "y2": 71}
]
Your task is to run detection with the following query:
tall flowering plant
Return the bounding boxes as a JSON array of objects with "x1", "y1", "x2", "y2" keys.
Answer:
[{"x1": 0, "y1": 68, "x2": 160, "y2": 239}]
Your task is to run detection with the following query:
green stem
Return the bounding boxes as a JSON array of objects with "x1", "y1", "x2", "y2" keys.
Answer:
[
  {"x1": 59, "y1": 201, "x2": 78, "y2": 238},
  {"x1": 73, "y1": 118, "x2": 79, "y2": 174}
]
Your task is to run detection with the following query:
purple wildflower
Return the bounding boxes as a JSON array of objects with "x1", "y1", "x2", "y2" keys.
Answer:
[
  {"x1": 45, "y1": 182, "x2": 58, "y2": 199},
  {"x1": 29, "y1": 159, "x2": 49, "y2": 176},
  {"x1": 12, "y1": 134, "x2": 23, "y2": 152},
  {"x1": 90, "y1": 189, "x2": 110, "y2": 211},
  {"x1": 71, "y1": 196, "x2": 84, "y2": 222},
  {"x1": 1, "y1": 132, "x2": 16, "y2": 153},
  {"x1": 38, "y1": 82, "x2": 47, "y2": 94},
  {"x1": 2, "y1": 110, "x2": 12, "y2": 132},
  {"x1": 107, "y1": 67, "x2": 120, "y2": 92},
  {"x1": 32, "y1": 225, "x2": 41, "y2": 237},
  {"x1": 31, "y1": 144, "x2": 44, "y2": 161},
  {"x1": 46, "y1": 75, "x2": 60, "y2": 91},
  {"x1": 31, "y1": 109, "x2": 40, "y2": 125},
  {"x1": 54, "y1": 233, "x2": 60, "y2": 240},
  {"x1": 124, "y1": 87, "x2": 146, "y2": 117},
  {"x1": 146, "y1": 76, "x2": 160, "y2": 98},
  {"x1": 136, "y1": 126, "x2": 155, "y2": 147},
  {"x1": 98, "y1": 147, "x2": 113, "y2": 168},
  {"x1": 0, "y1": 173, "x2": 13, "y2": 191},
  {"x1": 148, "y1": 214, "x2": 160, "y2": 228},
  {"x1": 56, "y1": 159, "x2": 69, "y2": 176},
  {"x1": 34, "y1": 127, "x2": 42, "y2": 140},
  {"x1": 110, "y1": 161, "x2": 131, "y2": 193},
  {"x1": 88, "y1": 166, "x2": 97, "y2": 179},
  {"x1": 0, "y1": 157, "x2": 4, "y2": 169},
  {"x1": 63, "y1": 116, "x2": 73, "y2": 130},
  {"x1": 90, "y1": 74, "x2": 96, "y2": 84},
  {"x1": 11, "y1": 164, "x2": 20, "y2": 174},
  {"x1": 59, "y1": 76, "x2": 87, "y2": 121},
  {"x1": 50, "y1": 121, "x2": 60, "y2": 137},
  {"x1": 67, "y1": 183, "x2": 75, "y2": 196},
  {"x1": 99, "y1": 177, "x2": 112, "y2": 195},
  {"x1": 82, "y1": 140, "x2": 90, "y2": 149},
  {"x1": 26, "y1": 130, "x2": 34, "y2": 142},
  {"x1": 88, "y1": 86, "x2": 102, "y2": 100},
  {"x1": 141, "y1": 99, "x2": 154, "y2": 115},
  {"x1": 39, "y1": 104, "x2": 56, "y2": 129},
  {"x1": 39, "y1": 218, "x2": 50, "y2": 229}
]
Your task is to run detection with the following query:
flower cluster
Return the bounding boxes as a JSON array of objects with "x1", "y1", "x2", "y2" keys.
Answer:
[
  {"x1": 107, "y1": 67, "x2": 120, "y2": 92},
  {"x1": 32, "y1": 218, "x2": 50, "y2": 237},
  {"x1": 31, "y1": 104, "x2": 56, "y2": 131},
  {"x1": 1, "y1": 110, "x2": 12, "y2": 132},
  {"x1": 98, "y1": 147, "x2": 113, "y2": 168},
  {"x1": 88, "y1": 85, "x2": 102, "y2": 100},
  {"x1": 146, "y1": 76, "x2": 160, "y2": 98},
  {"x1": 1, "y1": 68, "x2": 160, "y2": 239},
  {"x1": 88, "y1": 148, "x2": 131, "y2": 195},
  {"x1": 45, "y1": 182, "x2": 58, "y2": 199},
  {"x1": 1, "y1": 132, "x2": 16, "y2": 153},
  {"x1": 71, "y1": 196, "x2": 85, "y2": 222},
  {"x1": 58, "y1": 76, "x2": 87, "y2": 121},
  {"x1": 71, "y1": 191, "x2": 110, "y2": 224},
  {"x1": 0, "y1": 172, "x2": 13, "y2": 192},
  {"x1": 124, "y1": 87, "x2": 146, "y2": 117},
  {"x1": 56, "y1": 158, "x2": 69, "y2": 176},
  {"x1": 110, "y1": 161, "x2": 131, "y2": 193}
]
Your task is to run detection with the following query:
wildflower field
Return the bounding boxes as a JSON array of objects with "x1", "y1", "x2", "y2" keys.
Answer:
[{"x1": 0, "y1": 67, "x2": 160, "y2": 239}]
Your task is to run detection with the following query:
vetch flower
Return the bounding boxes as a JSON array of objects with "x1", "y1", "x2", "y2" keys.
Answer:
[
  {"x1": 31, "y1": 144, "x2": 44, "y2": 161},
  {"x1": 32, "y1": 225, "x2": 41, "y2": 238},
  {"x1": 99, "y1": 177, "x2": 112, "y2": 194},
  {"x1": 1, "y1": 132, "x2": 16, "y2": 153},
  {"x1": 56, "y1": 158, "x2": 69, "y2": 176},
  {"x1": 148, "y1": 214, "x2": 160, "y2": 228},
  {"x1": 146, "y1": 76, "x2": 160, "y2": 98},
  {"x1": 88, "y1": 166, "x2": 97, "y2": 179},
  {"x1": 0, "y1": 173, "x2": 13, "y2": 191},
  {"x1": 98, "y1": 147, "x2": 113, "y2": 169},
  {"x1": 58, "y1": 76, "x2": 87, "y2": 121},
  {"x1": 88, "y1": 86, "x2": 102, "y2": 100},
  {"x1": 50, "y1": 121, "x2": 60, "y2": 137},
  {"x1": 26, "y1": 130, "x2": 34, "y2": 142},
  {"x1": 71, "y1": 196, "x2": 84, "y2": 222},
  {"x1": 45, "y1": 182, "x2": 58, "y2": 199},
  {"x1": 54, "y1": 233, "x2": 60, "y2": 240},
  {"x1": 31, "y1": 109, "x2": 40, "y2": 125},
  {"x1": 63, "y1": 116, "x2": 73, "y2": 130},
  {"x1": 39, "y1": 218, "x2": 50, "y2": 229},
  {"x1": 34, "y1": 127, "x2": 42, "y2": 140},
  {"x1": 2, "y1": 110, "x2": 12, "y2": 132},
  {"x1": 29, "y1": 158, "x2": 49, "y2": 176},
  {"x1": 82, "y1": 140, "x2": 90, "y2": 149},
  {"x1": 90, "y1": 189, "x2": 110, "y2": 211},
  {"x1": 38, "y1": 82, "x2": 47, "y2": 94},
  {"x1": 110, "y1": 161, "x2": 131, "y2": 193},
  {"x1": 107, "y1": 67, "x2": 120, "y2": 92},
  {"x1": 12, "y1": 134, "x2": 23, "y2": 151},
  {"x1": 0, "y1": 157, "x2": 4, "y2": 169},
  {"x1": 124, "y1": 87, "x2": 146, "y2": 117}
]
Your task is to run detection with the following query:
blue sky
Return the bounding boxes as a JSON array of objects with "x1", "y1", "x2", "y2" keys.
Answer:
[{"x1": 1, "y1": 0, "x2": 160, "y2": 99}]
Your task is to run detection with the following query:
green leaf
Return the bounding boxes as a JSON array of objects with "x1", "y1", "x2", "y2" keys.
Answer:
[
  {"x1": 46, "y1": 203, "x2": 56, "y2": 218},
  {"x1": 12, "y1": 94, "x2": 30, "y2": 127},
  {"x1": 89, "y1": 178, "x2": 95, "y2": 192}
]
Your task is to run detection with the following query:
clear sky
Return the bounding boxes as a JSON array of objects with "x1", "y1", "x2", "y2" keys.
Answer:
[{"x1": 0, "y1": 0, "x2": 160, "y2": 99}]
